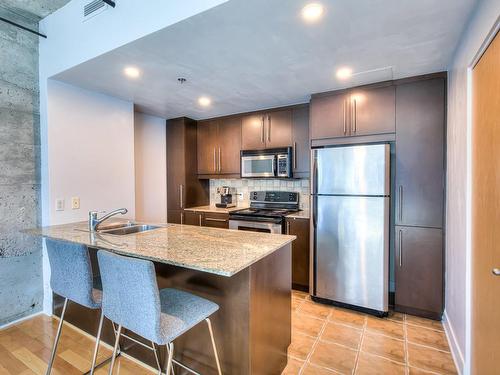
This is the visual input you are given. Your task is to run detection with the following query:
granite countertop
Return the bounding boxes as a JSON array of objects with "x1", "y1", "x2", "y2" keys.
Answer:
[
  {"x1": 27, "y1": 221, "x2": 295, "y2": 277},
  {"x1": 184, "y1": 205, "x2": 246, "y2": 214}
]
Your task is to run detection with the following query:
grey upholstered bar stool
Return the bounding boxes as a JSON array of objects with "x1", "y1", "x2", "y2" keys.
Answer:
[
  {"x1": 45, "y1": 238, "x2": 114, "y2": 375},
  {"x1": 97, "y1": 250, "x2": 222, "y2": 375}
]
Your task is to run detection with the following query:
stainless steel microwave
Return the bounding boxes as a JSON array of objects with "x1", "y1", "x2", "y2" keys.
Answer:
[{"x1": 240, "y1": 147, "x2": 293, "y2": 178}]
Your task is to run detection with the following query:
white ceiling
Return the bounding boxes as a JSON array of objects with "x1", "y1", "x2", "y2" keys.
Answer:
[{"x1": 53, "y1": 0, "x2": 476, "y2": 120}]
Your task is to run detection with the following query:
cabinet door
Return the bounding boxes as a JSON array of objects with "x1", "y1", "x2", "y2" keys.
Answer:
[
  {"x1": 395, "y1": 79, "x2": 445, "y2": 228},
  {"x1": 395, "y1": 226, "x2": 443, "y2": 318},
  {"x1": 292, "y1": 106, "x2": 310, "y2": 174},
  {"x1": 166, "y1": 119, "x2": 185, "y2": 210},
  {"x1": 266, "y1": 110, "x2": 292, "y2": 148},
  {"x1": 167, "y1": 210, "x2": 183, "y2": 224},
  {"x1": 286, "y1": 218, "x2": 310, "y2": 290},
  {"x1": 242, "y1": 114, "x2": 266, "y2": 150},
  {"x1": 218, "y1": 117, "x2": 241, "y2": 174},
  {"x1": 197, "y1": 120, "x2": 218, "y2": 175},
  {"x1": 183, "y1": 211, "x2": 203, "y2": 226},
  {"x1": 310, "y1": 93, "x2": 348, "y2": 139},
  {"x1": 203, "y1": 212, "x2": 229, "y2": 229},
  {"x1": 349, "y1": 85, "x2": 395, "y2": 136}
]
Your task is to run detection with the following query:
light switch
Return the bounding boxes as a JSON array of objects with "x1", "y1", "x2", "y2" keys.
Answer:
[
  {"x1": 56, "y1": 199, "x2": 65, "y2": 211},
  {"x1": 71, "y1": 197, "x2": 80, "y2": 210}
]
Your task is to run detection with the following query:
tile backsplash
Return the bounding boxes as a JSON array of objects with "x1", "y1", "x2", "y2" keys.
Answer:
[{"x1": 210, "y1": 179, "x2": 310, "y2": 210}]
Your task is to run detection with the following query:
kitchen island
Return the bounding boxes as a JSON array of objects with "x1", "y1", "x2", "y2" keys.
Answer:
[{"x1": 29, "y1": 221, "x2": 295, "y2": 375}]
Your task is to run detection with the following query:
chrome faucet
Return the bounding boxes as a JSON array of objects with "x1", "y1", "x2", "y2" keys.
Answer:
[{"x1": 89, "y1": 208, "x2": 128, "y2": 232}]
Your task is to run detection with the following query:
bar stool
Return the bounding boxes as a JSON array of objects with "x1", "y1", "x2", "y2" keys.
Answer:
[
  {"x1": 96, "y1": 250, "x2": 223, "y2": 375},
  {"x1": 45, "y1": 238, "x2": 116, "y2": 375}
]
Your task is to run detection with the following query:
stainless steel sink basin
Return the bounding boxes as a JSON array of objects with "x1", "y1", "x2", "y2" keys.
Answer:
[
  {"x1": 99, "y1": 224, "x2": 161, "y2": 236},
  {"x1": 97, "y1": 221, "x2": 136, "y2": 231}
]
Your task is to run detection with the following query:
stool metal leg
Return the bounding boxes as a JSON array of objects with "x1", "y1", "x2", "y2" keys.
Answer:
[
  {"x1": 165, "y1": 342, "x2": 174, "y2": 375},
  {"x1": 108, "y1": 324, "x2": 122, "y2": 375},
  {"x1": 152, "y1": 342, "x2": 162, "y2": 375},
  {"x1": 206, "y1": 318, "x2": 222, "y2": 375},
  {"x1": 89, "y1": 310, "x2": 105, "y2": 375},
  {"x1": 46, "y1": 298, "x2": 68, "y2": 375}
]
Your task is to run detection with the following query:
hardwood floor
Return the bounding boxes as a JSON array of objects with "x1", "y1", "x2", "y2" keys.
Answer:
[
  {"x1": 284, "y1": 290, "x2": 457, "y2": 375},
  {"x1": 0, "y1": 294, "x2": 457, "y2": 375},
  {"x1": 0, "y1": 314, "x2": 153, "y2": 374}
]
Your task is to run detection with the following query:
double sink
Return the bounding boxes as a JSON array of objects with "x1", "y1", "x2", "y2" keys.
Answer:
[{"x1": 97, "y1": 221, "x2": 161, "y2": 236}]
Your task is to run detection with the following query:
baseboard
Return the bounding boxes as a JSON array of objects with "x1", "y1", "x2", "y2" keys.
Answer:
[
  {"x1": 443, "y1": 310, "x2": 465, "y2": 374},
  {"x1": 51, "y1": 315, "x2": 157, "y2": 373},
  {"x1": 0, "y1": 311, "x2": 44, "y2": 330}
]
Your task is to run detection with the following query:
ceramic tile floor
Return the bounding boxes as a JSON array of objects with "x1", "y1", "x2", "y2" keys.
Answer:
[{"x1": 283, "y1": 290, "x2": 457, "y2": 375}]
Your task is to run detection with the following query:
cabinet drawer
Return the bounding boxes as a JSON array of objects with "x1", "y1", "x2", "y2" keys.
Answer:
[{"x1": 203, "y1": 212, "x2": 229, "y2": 229}]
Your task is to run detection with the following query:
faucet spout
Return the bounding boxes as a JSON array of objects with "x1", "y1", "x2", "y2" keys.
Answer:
[{"x1": 89, "y1": 208, "x2": 128, "y2": 232}]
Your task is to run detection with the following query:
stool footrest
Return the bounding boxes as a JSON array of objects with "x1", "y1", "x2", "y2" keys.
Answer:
[{"x1": 82, "y1": 352, "x2": 121, "y2": 375}]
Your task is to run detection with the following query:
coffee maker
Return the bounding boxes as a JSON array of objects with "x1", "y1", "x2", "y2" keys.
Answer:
[{"x1": 216, "y1": 186, "x2": 236, "y2": 208}]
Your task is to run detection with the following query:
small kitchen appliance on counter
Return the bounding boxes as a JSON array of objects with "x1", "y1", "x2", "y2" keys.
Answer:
[{"x1": 216, "y1": 186, "x2": 236, "y2": 208}]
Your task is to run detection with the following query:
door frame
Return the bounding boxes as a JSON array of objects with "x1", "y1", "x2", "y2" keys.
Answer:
[{"x1": 465, "y1": 16, "x2": 500, "y2": 375}]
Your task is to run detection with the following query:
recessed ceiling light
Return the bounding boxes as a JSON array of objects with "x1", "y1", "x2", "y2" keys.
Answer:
[
  {"x1": 301, "y1": 3, "x2": 324, "y2": 23},
  {"x1": 198, "y1": 96, "x2": 211, "y2": 107},
  {"x1": 336, "y1": 67, "x2": 353, "y2": 80},
  {"x1": 123, "y1": 66, "x2": 140, "y2": 79}
]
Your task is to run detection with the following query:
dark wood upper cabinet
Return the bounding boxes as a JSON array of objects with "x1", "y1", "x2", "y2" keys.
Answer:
[
  {"x1": 242, "y1": 110, "x2": 293, "y2": 149},
  {"x1": 242, "y1": 114, "x2": 266, "y2": 150},
  {"x1": 349, "y1": 85, "x2": 395, "y2": 136},
  {"x1": 197, "y1": 117, "x2": 241, "y2": 177},
  {"x1": 197, "y1": 120, "x2": 218, "y2": 175},
  {"x1": 310, "y1": 92, "x2": 349, "y2": 139},
  {"x1": 266, "y1": 110, "x2": 292, "y2": 148},
  {"x1": 395, "y1": 78, "x2": 445, "y2": 228},
  {"x1": 310, "y1": 85, "x2": 395, "y2": 140},
  {"x1": 286, "y1": 217, "x2": 310, "y2": 291},
  {"x1": 291, "y1": 106, "x2": 310, "y2": 175},
  {"x1": 395, "y1": 226, "x2": 443, "y2": 319},
  {"x1": 218, "y1": 117, "x2": 242, "y2": 175},
  {"x1": 167, "y1": 117, "x2": 208, "y2": 222}
]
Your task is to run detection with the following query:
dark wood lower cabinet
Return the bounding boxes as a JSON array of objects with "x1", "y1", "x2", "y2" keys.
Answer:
[
  {"x1": 286, "y1": 217, "x2": 310, "y2": 291},
  {"x1": 203, "y1": 212, "x2": 229, "y2": 229},
  {"x1": 395, "y1": 226, "x2": 443, "y2": 320},
  {"x1": 184, "y1": 211, "x2": 203, "y2": 226},
  {"x1": 167, "y1": 210, "x2": 183, "y2": 224}
]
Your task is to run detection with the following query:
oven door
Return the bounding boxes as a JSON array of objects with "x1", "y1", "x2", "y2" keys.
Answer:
[
  {"x1": 241, "y1": 155, "x2": 276, "y2": 178},
  {"x1": 229, "y1": 220, "x2": 282, "y2": 234}
]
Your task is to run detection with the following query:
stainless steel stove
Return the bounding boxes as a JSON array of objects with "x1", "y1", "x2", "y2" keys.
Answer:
[{"x1": 229, "y1": 191, "x2": 300, "y2": 234}]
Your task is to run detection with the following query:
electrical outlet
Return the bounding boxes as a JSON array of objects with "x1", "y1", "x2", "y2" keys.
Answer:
[
  {"x1": 55, "y1": 199, "x2": 65, "y2": 211},
  {"x1": 71, "y1": 197, "x2": 80, "y2": 210}
]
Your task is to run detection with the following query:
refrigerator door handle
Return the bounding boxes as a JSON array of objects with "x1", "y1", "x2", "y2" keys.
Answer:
[
  {"x1": 399, "y1": 185, "x2": 403, "y2": 221},
  {"x1": 312, "y1": 151, "x2": 318, "y2": 194}
]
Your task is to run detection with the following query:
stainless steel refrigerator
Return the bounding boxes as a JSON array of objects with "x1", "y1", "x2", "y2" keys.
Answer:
[{"x1": 311, "y1": 144, "x2": 390, "y2": 315}]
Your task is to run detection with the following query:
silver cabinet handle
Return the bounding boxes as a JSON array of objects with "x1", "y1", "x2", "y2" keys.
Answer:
[
  {"x1": 218, "y1": 147, "x2": 221, "y2": 172},
  {"x1": 286, "y1": 221, "x2": 290, "y2": 235},
  {"x1": 213, "y1": 148, "x2": 217, "y2": 172},
  {"x1": 343, "y1": 100, "x2": 347, "y2": 135},
  {"x1": 205, "y1": 218, "x2": 228, "y2": 223},
  {"x1": 180, "y1": 212, "x2": 184, "y2": 225},
  {"x1": 398, "y1": 229, "x2": 403, "y2": 267},
  {"x1": 261, "y1": 116, "x2": 265, "y2": 143},
  {"x1": 199, "y1": 214, "x2": 202, "y2": 226},
  {"x1": 353, "y1": 99, "x2": 357, "y2": 133},
  {"x1": 399, "y1": 185, "x2": 403, "y2": 222},
  {"x1": 267, "y1": 115, "x2": 271, "y2": 142},
  {"x1": 293, "y1": 142, "x2": 297, "y2": 170},
  {"x1": 493, "y1": 268, "x2": 500, "y2": 276},
  {"x1": 179, "y1": 185, "x2": 184, "y2": 209}
]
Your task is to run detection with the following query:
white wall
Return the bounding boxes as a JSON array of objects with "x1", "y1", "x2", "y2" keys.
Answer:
[
  {"x1": 47, "y1": 80, "x2": 135, "y2": 225},
  {"x1": 134, "y1": 112, "x2": 167, "y2": 223},
  {"x1": 445, "y1": 2, "x2": 500, "y2": 373}
]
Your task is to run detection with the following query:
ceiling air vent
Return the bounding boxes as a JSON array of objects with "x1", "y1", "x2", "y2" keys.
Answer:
[{"x1": 83, "y1": 0, "x2": 110, "y2": 21}]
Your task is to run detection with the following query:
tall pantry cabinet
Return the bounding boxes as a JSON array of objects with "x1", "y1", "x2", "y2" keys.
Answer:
[{"x1": 394, "y1": 77, "x2": 446, "y2": 319}]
